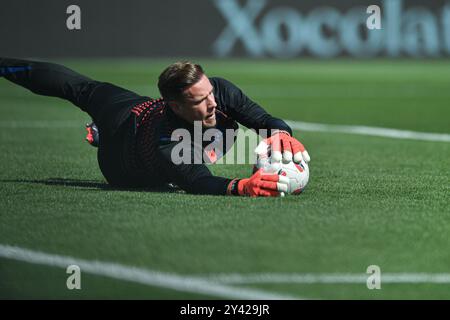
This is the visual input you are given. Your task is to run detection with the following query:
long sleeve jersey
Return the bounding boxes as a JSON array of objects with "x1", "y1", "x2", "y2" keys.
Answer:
[{"x1": 129, "y1": 77, "x2": 292, "y2": 195}]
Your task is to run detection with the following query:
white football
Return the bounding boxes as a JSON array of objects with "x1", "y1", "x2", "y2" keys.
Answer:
[{"x1": 254, "y1": 154, "x2": 310, "y2": 195}]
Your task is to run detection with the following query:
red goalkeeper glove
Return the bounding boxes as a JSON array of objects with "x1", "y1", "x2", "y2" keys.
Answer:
[
  {"x1": 227, "y1": 168, "x2": 289, "y2": 197},
  {"x1": 256, "y1": 130, "x2": 310, "y2": 164}
]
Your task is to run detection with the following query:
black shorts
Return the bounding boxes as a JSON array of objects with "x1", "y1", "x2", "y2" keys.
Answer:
[
  {"x1": 97, "y1": 115, "x2": 148, "y2": 188},
  {"x1": 85, "y1": 83, "x2": 154, "y2": 188}
]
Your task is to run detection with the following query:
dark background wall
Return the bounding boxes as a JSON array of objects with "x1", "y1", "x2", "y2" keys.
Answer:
[{"x1": 1, "y1": 0, "x2": 449, "y2": 58}]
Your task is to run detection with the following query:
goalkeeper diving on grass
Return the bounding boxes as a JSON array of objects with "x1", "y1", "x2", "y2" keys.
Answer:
[{"x1": 0, "y1": 58, "x2": 310, "y2": 197}]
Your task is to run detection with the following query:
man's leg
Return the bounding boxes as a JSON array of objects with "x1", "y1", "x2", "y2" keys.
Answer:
[
  {"x1": 1, "y1": 58, "x2": 150, "y2": 187},
  {"x1": 1, "y1": 58, "x2": 100, "y2": 114},
  {"x1": 0, "y1": 58, "x2": 148, "y2": 135}
]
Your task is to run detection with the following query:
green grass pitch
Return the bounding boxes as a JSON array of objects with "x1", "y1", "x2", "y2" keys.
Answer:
[{"x1": 0, "y1": 59, "x2": 449, "y2": 299}]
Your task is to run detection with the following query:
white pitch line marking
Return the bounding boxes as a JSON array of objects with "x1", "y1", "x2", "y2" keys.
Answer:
[
  {"x1": 203, "y1": 273, "x2": 450, "y2": 284},
  {"x1": 1, "y1": 243, "x2": 449, "y2": 302},
  {"x1": 0, "y1": 119, "x2": 448, "y2": 143},
  {"x1": 0, "y1": 244, "x2": 300, "y2": 300},
  {"x1": 0, "y1": 120, "x2": 80, "y2": 128},
  {"x1": 286, "y1": 120, "x2": 450, "y2": 143}
]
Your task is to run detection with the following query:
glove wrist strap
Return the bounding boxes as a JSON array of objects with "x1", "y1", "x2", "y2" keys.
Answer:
[
  {"x1": 227, "y1": 178, "x2": 242, "y2": 196},
  {"x1": 271, "y1": 129, "x2": 291, "y2": 137}
]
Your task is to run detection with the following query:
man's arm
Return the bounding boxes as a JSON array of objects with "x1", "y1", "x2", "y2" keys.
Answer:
[
  {"x1": 157, "y1": 141, "x2": 288, "y2": 196},
  {"x1": 211, "y1": 77, "x2": 310, "y2": 164},
  {"x1": 210, "y1": 77, "x2": 292, "y2": 134},
  {"x1": 158, "y1": 141, "x2": 231, "y2": 195}
]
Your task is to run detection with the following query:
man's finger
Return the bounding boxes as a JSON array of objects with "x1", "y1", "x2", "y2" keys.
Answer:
[
  {"x1": 293, "y1": 152, "x2": 303, "y2": 163},
  {"x1": 302, "y1": 150, "x2": 311, "y2": 163},
  {"x1": 276, "y1": 182, "x2": 288, "y2": 193},
  {"x1": 256, "y1": 180, "x2": 289, "y2": 193},
  {"x1": 258, "y1": 189, "x2": 280, "y2": 197},
  {"x1": 259, "y1": 176, "x2": 289, "y2": 192},
  {"x1": 272, "y1": 151, "x2": 282, "y2": 162},
  {"x1": 277, "y1": 175, "x2": 290, "y2": 185},
  {"x1": 259, "y1": 172, "x2": 279, "y2": 182},
  {"x1": 293, "y1": 150, "x2": 310, "y2": 163},
  {"x1": 291, "y1": 139, "x2": 305, "y2": 163},
  {"x1": 259, "y1": 170, "x2": 279, "y2": 182},
  {"x1": 281, "y1": 138, "x2": 293, "y2": 162},
  {"x1": 255, "y1": 140, "x2": 269, "y2": 156},
  {"x1": 271, "y1": 135, "x2": 282, "y2": 162},
  {"x1": 260, "y1": 173, "x2": 289, "y2": 186},
  {"x1": 256, "y1": 180, "x2": 278, "y2": 190}
]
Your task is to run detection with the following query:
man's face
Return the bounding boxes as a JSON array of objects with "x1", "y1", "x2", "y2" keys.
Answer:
[{"x1": 171, "y1": 74, "x2": 217, "y2": 128}]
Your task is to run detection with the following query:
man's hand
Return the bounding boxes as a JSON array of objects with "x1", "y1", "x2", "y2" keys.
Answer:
[
  {"x1": 227, "y1": 169, "x2": 289, "y2": 197},
  {"x1": 256, "y1": 130, "x2": 310, "y2": 164}
]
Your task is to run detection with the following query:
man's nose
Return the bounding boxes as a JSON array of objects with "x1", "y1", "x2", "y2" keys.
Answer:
[{"x1": 207, "y1": 93, "x2": 217, "y2": 107}]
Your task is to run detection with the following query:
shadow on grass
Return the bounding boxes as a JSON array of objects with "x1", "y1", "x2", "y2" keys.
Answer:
[{"x1": 1, "y1": 178, "x2": 184, "y2": 193}]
